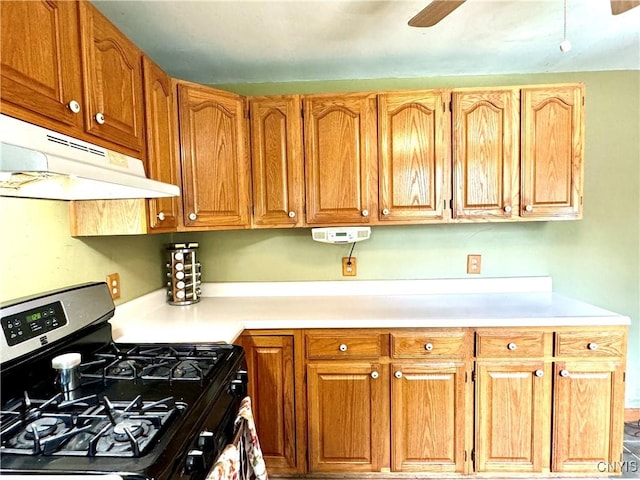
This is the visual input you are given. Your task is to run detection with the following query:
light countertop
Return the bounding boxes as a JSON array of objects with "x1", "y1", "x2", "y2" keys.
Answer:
[{"x1": 109, "y1": 277, "x2": 630, "y2": 344}]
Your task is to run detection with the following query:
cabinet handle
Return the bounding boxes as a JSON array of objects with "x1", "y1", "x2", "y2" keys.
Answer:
[
  {"x1": 339, "y1": 344, "x2": 348, "y2": 352},
  {"x1": 67, "y1": 100, "x2": 81, "y2": 113},
  {"x1": 394, "y1": 371, "x2": 403, "y2": 379},
  {"x1": 535, "y1": 369, "x2": 544, "y2": 377},
  {"x1": 382, "y1": 208, "x2": 390, "y2": 216},
  {"x1": 157, "y1": 212, "x2": 166, "y2": 221},
  {"x1": 188, "y1": 212, "x2": 197, "y2": 221},
  {"x1": 559, "y1": 369, "x2": 570, "y2": 377},
  {"x1": 587, "y1": 342, "x2": 598, "y2": 351},
  {"x1": 504, "y1": 206, "x2": 512, "y2": 213},
  {"x1": 525, "y1": 205, "x2": 533, "y2": 212},
  {"x1": 288, "y1": 211, "x2": 296, "y2": 218},
  {"x1": 424, "y1": 342, "x2": 433, "y2": 351},
  {"x1": 95, "y1": 112, "x2": 106, "y2": 125},
  {"x1": 507, "y1": 342, "x2": 517, "y2": 351},
  {"x1": 361, "y1": 209, "x2": 369, "y2": 217},
  {"x1": 370, "y1": 371, "x2": 379, "y2": 379}
]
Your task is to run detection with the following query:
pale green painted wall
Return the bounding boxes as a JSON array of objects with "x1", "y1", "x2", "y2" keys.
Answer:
[{"x1": 1, "y1": 71, "x2": 638, "y2": 407}]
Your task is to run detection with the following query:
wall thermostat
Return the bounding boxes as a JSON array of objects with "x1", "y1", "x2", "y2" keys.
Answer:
[{"x1": 311, "y1": 227, "x2": 371, "y2": 244}]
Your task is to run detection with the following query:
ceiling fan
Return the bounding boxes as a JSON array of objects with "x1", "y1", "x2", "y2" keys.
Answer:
[{"x1": 408, "y1": 0, "x2": 640, "y2": 27}]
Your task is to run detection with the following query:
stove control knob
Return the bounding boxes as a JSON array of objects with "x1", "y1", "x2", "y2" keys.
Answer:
[
  {"x1": 230, "y1": 379, "x2": 247, "y2": 397},
  {"x1": 236, "y1": 369, "x2": 249, "y2": 383},
  {"x1": 197, "y1": 431, "x2": 215, "y2": 450},
  {"x1": 185, "y1": 449, "x2": 205, "y2": 473}
]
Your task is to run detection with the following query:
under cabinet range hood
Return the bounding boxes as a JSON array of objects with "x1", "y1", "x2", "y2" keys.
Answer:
[{"x1": 0, "y1": 114, "x2": 180, "y2": 201}]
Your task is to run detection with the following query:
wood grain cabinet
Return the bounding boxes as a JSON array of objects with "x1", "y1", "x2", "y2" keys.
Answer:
[
  {"x1": 248, "y1": 96, "x2": 304, "y2": 227},
  {"x1": 377, "y1": 90, "x2": 451, "y2": 222},
  {"x1": 303, "y1": 93, "x2": 378, "y2": 225},
  {"x1": 177, "y1": 81, "x2": 251, "y2": 229}
]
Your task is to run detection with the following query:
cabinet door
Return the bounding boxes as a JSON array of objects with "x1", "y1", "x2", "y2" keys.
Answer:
[
  {"x1": 474, "y1": 361, "x2": 550, "y2": 473},
  {"x1": 307, "y1": 362, "x2": 389, "y2": 472},
  {"x1": 378, "y1": 90, "x2": 450, "y2": 222},
  {"x1": 304, "y1": 94, "x2": 378, "y2": 224},
  {"x1": 177, "y1": 83, "x2": 251, "y2": 228},
  {"x1": 391, "y1": 362, "x2": 467, "y2": 473},
  {"x1": 552, "y1": 361, "x2": 625, "y2": 473},
  {"x1": 241, "y1": 335, "x2": 298, "y2": 473},
  {"x1": 79, "y1": 1, "x2": 144, "y2": 154},
  {"x1": 142, "y1": 57, "x2": 180, "y2": 232},
  {"x1": 0, "y1": 0, "x2": 83, "y2": 130},
  {"x1": 452, "y1": 89, "x2": 518, "y2": 219},
  {"x1": 249, "y1": 96, "x2": 304, "y2": 227},
  {"x1": 521, "y1": 85, "x2": 584, "y2": 219}
]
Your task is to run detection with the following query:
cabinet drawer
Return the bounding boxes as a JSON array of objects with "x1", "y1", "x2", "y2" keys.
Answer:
[
  {"x1": 555, "y1": 330, "x2": 625, "y2": 357},
  {"x1": 306, "y1": 332, "x2": 384, "y2": 359},
  {"x1": 391, "y1": 330, "x2": 468, "y2": 358},
  {"x1": 475, "y1": 331, "x2": 546, "y2": 357}
]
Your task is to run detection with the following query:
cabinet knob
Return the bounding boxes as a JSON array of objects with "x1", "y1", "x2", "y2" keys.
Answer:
[
  {"x1": 525, "y1": 205, "x2": 533, "y2": 212},
  {"x1": 382, "y1": 208, "x2": 390, "y2": 216},
  {"x1": 559, "y1": 369, "x2": 570, "y2": 377},
  {"x1": 394, "y1": 371, "x2": 403, "y2": 379},
  {"x1": 504, "y1": 206, "x2": 512, "y2": 213},
  {"x1": 188, "y1": 212, "x2": 197, "y2": 221},
  {"x1": 288, "y1": 211, "x2": 296, "y2": 218},
  {"x1": 339, "y1": 343, "x2": 348, "y2": 352},
  {"x1": 361, "y1": 209, "x2": 369, "y2": 217},
  {"x1": 67, "y1": 100, "x2": 81, "y2": 113},
  {"x1": 370, "y1": 371, "x2": 379, "y2": 379},
  {"x1": 424, "y1": 342, "x2": 434, "y2": 351},
  {"x1": 95, "y1": 112, "x2": 105, "y2": 125},
  {"x1": 507, "y1": 342, "x2": 517, "y2": 351},
  {"x1": 157, "y1": 212, "x2": 166, "y2": 221},
  {"x1": 535, "y1": 369, "x2": 544, "y2": 377},
  {"x1": 587, "y1": 342, "x2": 598, "y2": 351}
]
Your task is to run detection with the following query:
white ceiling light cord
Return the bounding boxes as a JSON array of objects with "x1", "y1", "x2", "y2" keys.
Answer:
[{"x1": 560, "y1": 0, "x2": 572, "y2": 52}]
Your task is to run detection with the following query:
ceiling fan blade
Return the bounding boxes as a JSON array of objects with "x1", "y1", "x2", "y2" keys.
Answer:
[
  {"x1": 408, "y1": 0, "x2": 467, "y2": 27},
  {"x1": 610, "y1": 0, "x2": 640, "y2": 14}
]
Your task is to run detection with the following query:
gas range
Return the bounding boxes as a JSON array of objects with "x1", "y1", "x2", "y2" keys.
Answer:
[{"x1": 0, "y1": 283, "x2": 247, "y2": 479}]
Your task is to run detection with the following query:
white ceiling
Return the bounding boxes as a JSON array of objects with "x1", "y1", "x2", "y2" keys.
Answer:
[{"x1": 92, "y1": 0, "x2": 640, "y2": 85}]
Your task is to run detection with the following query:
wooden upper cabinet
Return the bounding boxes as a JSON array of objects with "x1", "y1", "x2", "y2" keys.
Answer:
[
  {"x1": 452, "y1": 89, "x2": 519, "y2": 220},
  {"x1": 142, "y1": 57, "x2": 180, "y2": 232},
  {"x1": 378, "y1": 90, "x2": 451, "y2": 222},
  {"x1": 249, "y1": 96, "x2": 304, "y2": 227},
  {"x1": 304, "y1": 93, "x2": 378, "y2": 225},
  {"x1": 0, "y1": 0, "x2": 83, "y2": 130},
  {"x1": 78, "y1": 1, "x2": 144, "y2": 154},
  {"x1": 177, "y1": 82, "x2": 251, "y2": 229},
  {"x1": 521, "y1": 85, "x2": 584, "y2": 219}
]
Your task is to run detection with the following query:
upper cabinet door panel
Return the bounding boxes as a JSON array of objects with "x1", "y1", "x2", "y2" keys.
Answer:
[
  {"x1": 304, "y1": 94, "x2": 377, "y2": 225},
  {"x1": 178, "y1": 83, "x2": 250, "y2": 228},
  {"x1": 452, "y1": 89, "x2": 518, "y2": 219},
  {"x1": 249, "y1": 96, "x2": 304, "y2": 227},
  {"x1": 378, "y1": 90, "x2": 450, "y2": 222},
  {"x1": 521, "y1": 85, "x2": 584, "y2": 219},
  {"x1": 79, "y1": 2, "x2": 144, "y2": 153},
  {"x1": 0, "y1": 0, "x2": 83, "y2": 128}
]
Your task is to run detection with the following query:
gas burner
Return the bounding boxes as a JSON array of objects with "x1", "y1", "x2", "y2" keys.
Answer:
[
  {"x1": 24, "y1": 417, "x2": 59, "y2": 439},
  {"x1": 173, "y1": 360, "x2": 200, "y2": 379},
  {"x1": 112, "y1": 419, "x2": 150, "y2": 442},
  {"x1": 105, "y1": 359, "x2": 139, "y2": 379}
]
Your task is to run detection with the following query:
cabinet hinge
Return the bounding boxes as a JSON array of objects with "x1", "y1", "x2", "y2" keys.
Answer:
[
  {"x1": 471, "y1": 449, "x2": 475, "y2": 462},
  {"x1": 580, "y1": 196, "x2": 583, "y2": 206},
  {"x1": 471, "y1": 370, "x2": 476, "y2": 382},
  {"x1": 449, "y1": 101, "x2": 452, "y2": 112},
  {"x1": 464, "y1": 450, "x2": 467, "y2": 461}
]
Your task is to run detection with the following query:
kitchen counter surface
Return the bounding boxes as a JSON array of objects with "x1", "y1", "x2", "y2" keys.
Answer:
[{"x1": 109, "y1": 277, "x2": 630, "y2": 344}]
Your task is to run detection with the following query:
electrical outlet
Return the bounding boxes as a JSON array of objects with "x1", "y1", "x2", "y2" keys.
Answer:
[
  {"x1": 342, "y1": 257, "x2": 357, "y2": 276},
  {"x1": 106, "y1": 273, "x2": 121, "y2": 299},
  {"x1": 467, "y1": 255, "x2": 481, "y2": 274}
]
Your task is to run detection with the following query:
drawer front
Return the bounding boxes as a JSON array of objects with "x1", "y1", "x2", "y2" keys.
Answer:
[
  {"x1": 306, "y1": 333, "x2": 383, "y2": 359},
  {"x1": 391, "y1": 330, "x2": 468, "y2": 358},
  {"x1": 555, "y1": 331, "x2": 625, "y2": 357},
  {"x1": 475, "y1": 331, "x2": 546, "y2": 357}
]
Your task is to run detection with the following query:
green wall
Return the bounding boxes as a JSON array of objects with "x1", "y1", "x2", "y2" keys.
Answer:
[{"x1": 1, "y1": 70, "x2": 638, "y2": 407}]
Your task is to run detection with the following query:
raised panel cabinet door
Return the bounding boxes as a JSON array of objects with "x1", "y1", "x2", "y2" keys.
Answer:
[
  {"x1": 304, "y1": 93, "x2": 378, "y2": 225},
  {"x1": 307, "y1": 362, "x2": 389, "y2": 472},
  {"x1": 249, "y1": 96, "x2": 304, "y2": 227},
  {"x1": 177, "y1": 83, "x2": 251, "y2": 228},
  {"x1": 552, "y1": 361, "x2": 625, "y2": 473},
  {"x1": 521, "y1": 85, "x2": 584, "y2": 219},
  {"x1": 391, "y1": 362, "x2": 467, "y2": 473},
  {"x1": 474, "y1": 361, "x2": 551, "y2": 473},
  {"x1": 79, "y1": 1, "x2": 144, "y2": 153},
  {"x1": 452, "y1": 89, "x2": 519, "y2": 219},
  {"x1": 242, "y1": 335, "x2": 298, "y2": 473},
  {"x1": 142, "y1": 57, "x2": 180, "y2": 232},
  {"x1": 378, "y1": 90, "x2": 450, "y2": 222},
  {"x1": 0, "y1": 0, "x2": 83, "y2": 129}
]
